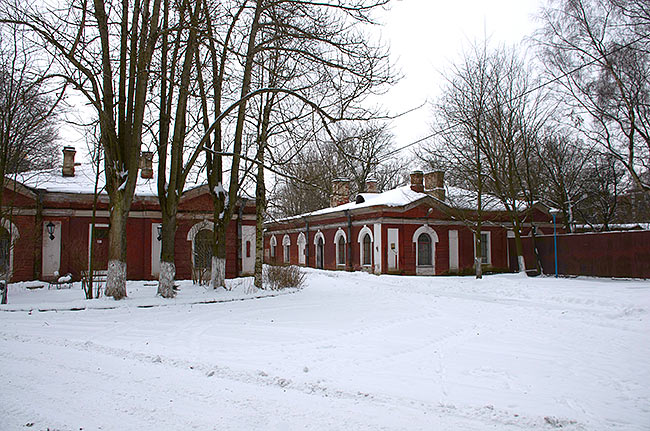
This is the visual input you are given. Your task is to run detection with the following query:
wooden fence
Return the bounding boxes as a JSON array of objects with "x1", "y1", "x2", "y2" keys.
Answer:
[{"x1": 508, "y1": 230, "x2": 650, "y2": 278}]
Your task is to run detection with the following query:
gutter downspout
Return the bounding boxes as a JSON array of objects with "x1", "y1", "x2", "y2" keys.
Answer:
[{"x1": 304, "y1": 218, "x2": 310, "y2": 267}]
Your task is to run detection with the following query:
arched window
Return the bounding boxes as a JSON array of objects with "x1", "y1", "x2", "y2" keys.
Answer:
[
  {"x1": 337, "y1": 236, "x2": 346, "y2": 266},
  {"x1": 417, "y1": 233, "x2": 432, "y2": 266},
  {"x1": 334, "y1": 228, "x2": 346, "y2": 267},
  {"x1": 270, "y1": 235, "x2": 277, "y2": 258},
  {"x1": 282, "y1": 235, "x2": 291, "y2": 263},
  {"x1": 194, "y1": 229, "x2": 213, "y2": 269},
  {"x1": 0, "y1": 228, "x2": 10, "y2": 273},
  {"x1": 297, "y1": 232, "x2": 306, "y2": 265},
  {"x1": 412, "y1": 225, "x2": 438, "y2": 275},
  {"x1": 316, "y1": 236, "x2": 324, "y2": 269},
  {"x1": 362, "y1": 234, "x2": 372, "y2": 266}
]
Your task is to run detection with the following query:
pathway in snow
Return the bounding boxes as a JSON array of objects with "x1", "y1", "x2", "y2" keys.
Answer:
[{"x1": 1, "y1": 271, "x2": 648, "y2": 430}]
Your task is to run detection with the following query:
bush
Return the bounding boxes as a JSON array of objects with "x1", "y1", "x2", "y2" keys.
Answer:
[{"x1": 264, "y1": 265, "x2": 306, "y2": 290}]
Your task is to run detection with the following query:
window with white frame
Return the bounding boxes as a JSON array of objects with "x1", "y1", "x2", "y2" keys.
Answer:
[
  {"x1": 297, "y1": 232, "x2": 306, "y2": 265},
  {"x1": 358, "y1": 226, "x2": 373, "y2": 267},
  {"x1": 417, "y1": 233, "x2": 433, "y2": 266},
  {"x1": 334, "y1": 228, "x2": 346, "y2": 266},
  {"x1": 282, "y1": 235, "x2": 291, "y2": 263},
  {"x1": 362, "y1": 234, "x2": 372, "y2": 266},
  {"x1": 337, "y1": 236, "x2": 346, "y2": 265},
  {"x1": 270, "y1": 235, "x2": 277, "y2": 258},
  {"x1": 474, "y1": 231, "x2": 492, "y2": 265}
]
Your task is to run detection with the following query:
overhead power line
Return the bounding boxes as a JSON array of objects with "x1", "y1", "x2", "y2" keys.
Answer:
[{"x1": 382, "y1": 32, "x2": 650, "y2": 159}]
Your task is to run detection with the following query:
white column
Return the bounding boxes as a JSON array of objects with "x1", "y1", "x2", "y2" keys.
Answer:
[
  {"x1": 373, "y1": 223, "x2": 382, "y2": 274},
  {"x1": 449, "y1": 230, "x2": 459, "y2": 273}
]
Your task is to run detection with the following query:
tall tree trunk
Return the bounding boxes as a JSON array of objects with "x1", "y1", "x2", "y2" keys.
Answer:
[
  {"x1": 211, "y1": 220, "x2": 227, "y2": 288},
  {"x1": 157, "y1": 210, "x2": 177, "y2": 297},
  {"x1": 512, "y1": 217, "x2": 526, "y2": 273},
  {"x1": 254, "y1": 149, "x2": 265, "y2": 289},
  {"x1": 105, "y1": 200, "x2": 128, "y2": 299}
]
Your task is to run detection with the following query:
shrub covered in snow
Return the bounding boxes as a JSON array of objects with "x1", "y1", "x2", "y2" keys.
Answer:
[{"x1": 263, "y1": 265, "x2": 305, "y2": 290}]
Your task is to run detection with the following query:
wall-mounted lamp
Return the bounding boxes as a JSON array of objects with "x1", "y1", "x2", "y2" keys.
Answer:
[
  {"x1": 157, "y1": 224, "x2": 162, "y2": 241},
  {"x1": 46, "y1": 221, "x2": 55, "y2": 240}
]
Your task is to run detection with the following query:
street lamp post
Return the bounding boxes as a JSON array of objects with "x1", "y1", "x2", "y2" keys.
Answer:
[{"x1": 549, "y1": 209, "x2": 560, "y2": 278}]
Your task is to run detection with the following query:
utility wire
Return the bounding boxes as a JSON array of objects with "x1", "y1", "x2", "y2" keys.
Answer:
[{"x1": 381, "y1": 32, "x2": 650, "y2": 159}]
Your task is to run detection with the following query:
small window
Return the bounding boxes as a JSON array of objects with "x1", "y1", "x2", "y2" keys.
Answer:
[
  {"x1": 284, "y1": 244, "x2": 290, "y2": 263},
  {"x1": 475, "y1": 231, "x2": 491, "y2": 265},
  {"x1": 417, "y1": 233, "x2": 432, "y2": 266},
  {"x1": 337, "y1": 236, "x2": 345, "y2": 265},
  {"x1": 246, "y1": 241, "x2": 251, "y2": 258},
  {"x1": 362, "y1": 234, "x2": 372, "y2": 266},
  {"x1": 480, "y1": 232, "x2": 489, "y2": 264}
]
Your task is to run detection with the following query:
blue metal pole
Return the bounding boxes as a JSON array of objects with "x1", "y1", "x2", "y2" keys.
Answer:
[{"x1": 553, "y1": 213, "x2": 558, "y2": 278}]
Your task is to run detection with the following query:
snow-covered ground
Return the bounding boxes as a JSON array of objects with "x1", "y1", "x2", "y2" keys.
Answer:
[{"x1": 1, "y1": 270, "x2": 648, "y2": 430}]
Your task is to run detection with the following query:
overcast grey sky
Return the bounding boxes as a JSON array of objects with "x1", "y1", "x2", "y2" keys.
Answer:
[
  {"x1": 374, "y1": 0, "x2": 544, "y2": 153},
  {"x1": 61, "y1": 0, "x2": 545, "y2": 164}
]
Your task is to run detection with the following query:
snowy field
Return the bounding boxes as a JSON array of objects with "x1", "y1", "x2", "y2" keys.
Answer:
[{"x1": 1, "y1": 270, "x2": 648, "y2": 431}]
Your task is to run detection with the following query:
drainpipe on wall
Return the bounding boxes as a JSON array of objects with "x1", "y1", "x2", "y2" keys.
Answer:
[
  {"x1": 304, "y1": 218, "x2": 310, "y2": 267},
  {"x1": 345, "y1": 209, "x2": 352, "y2": 271}
]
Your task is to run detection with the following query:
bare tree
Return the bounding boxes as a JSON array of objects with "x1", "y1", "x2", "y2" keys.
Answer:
[
  {"x1": 271, "y1": 122, "x2": 405, "y2": 217},
  {"x1": 197, "y1": 0, "x2": 392, "y2": 288},
  {"x1": 423, "y1": 42, "x2": 494, "y2": 278},
  {"x1": 0, "y1": 25, "x2": 60, "y2": 211},
  {"x1": 152, "y1": 0, "x2": 203, "y2": 298},
  {"x1": 536, "y1": 0, "x2": 650, "y2": 193},
  {"x1": 4, "y1": 0, "x2": 164, "y2": 299}
]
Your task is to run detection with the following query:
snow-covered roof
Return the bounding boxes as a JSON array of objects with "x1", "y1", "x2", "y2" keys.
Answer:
[
  {"x1": 276, "y1": 184, "x2": 515, "y2": 224},
  {"x1": 12, "y1": 163, "x2": 205, "y2": 197}
]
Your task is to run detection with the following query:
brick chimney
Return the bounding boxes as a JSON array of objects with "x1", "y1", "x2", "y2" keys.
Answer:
[
  {"x1": 62, "y1": 146, "x2": 76, "y2": 177},
  {"x1": 365, "y1": 177, "x2": 378, "y2": 193},
  {"x1": 424, "y1": 170, "x2": 445, "y2": 200},
  {"x1": 140, "y1": 151, "x2": 154, "y2": 179},
  {"x1": 330, "y1": 178, "x2": 350, "y2": 207},
  {"x1": 410, "y1": 170, "x2": 424, "y2": 193}
]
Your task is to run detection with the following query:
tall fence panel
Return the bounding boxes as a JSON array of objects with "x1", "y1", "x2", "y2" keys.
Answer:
[{"x1": 508, "y1": 230, "x2": 650, "y2": 278}]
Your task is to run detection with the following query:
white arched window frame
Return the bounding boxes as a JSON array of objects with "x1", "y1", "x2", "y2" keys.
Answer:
[
  {"x1": 270, "y1": 235, "x2": 277, "y2": 258},
  {"x1": 0, "y1": 218, "x2": 19, "y2": 278},
  {"x1": 357, "y1": 225, "x2": 373, "y2": 267},
  {"x1": 334, "y1": 228, "x2": 346, "y2": 266},
  {"x1": 412, "y1": 225, "x2": 439, "y2": 275},
  {"x1": 186, "y1": 220, "x2": 213, "y2": 268},
  {"x1": 313, "y1": 230, "x2": 325, "y2": 269},
  {"x1": 313, "y1": 230, "x2": 325, "y2": 245},
  {"x1": 297, "y1": 232, "x2": 306, "y2": 265},
  {"x1": 282, "y1": 234, "x2": 291, "y2": 263}
]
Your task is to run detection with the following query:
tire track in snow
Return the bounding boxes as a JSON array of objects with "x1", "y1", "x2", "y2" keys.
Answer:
[{"x1": 0, "y1": 331, "x2": 587, "y2": 431}]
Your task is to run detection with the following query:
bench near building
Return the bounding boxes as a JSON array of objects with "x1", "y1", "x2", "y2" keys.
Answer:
[
  {"x1": 1, "y1": 147, "x2": 256, "y2": 282},
  {"x1": 264, "y1": 171, "x2": 556, "y2": 275}
]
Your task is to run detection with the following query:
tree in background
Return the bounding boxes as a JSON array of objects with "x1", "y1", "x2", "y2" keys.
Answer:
[
  {"x1": 271, "y1": 122, "x2": 406, "y2": 218},
  {"x1": 421, "y1": 42, "x2": 493, "y2": 279},
  {"x1": 0, "y1": 25, "x2": 60, "y2": 208},
  {"x1": 0, "y1": 24, "x2": 60, "y2": 303},
  {"x1": 536, "y1": 0, "x2": 650, "y2": 193}
]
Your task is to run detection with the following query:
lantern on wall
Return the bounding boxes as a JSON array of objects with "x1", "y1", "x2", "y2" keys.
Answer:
[
  {"x1": 157, "y1": 224, "x2": 162, "y2": 241},
  {"x1": 46, "y1": 221, "x2": 55, "y2": 240}
]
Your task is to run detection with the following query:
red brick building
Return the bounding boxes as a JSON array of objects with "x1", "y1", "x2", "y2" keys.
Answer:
[
  {"x1": 264, "y1": 171, "x2": 555, "y2": 275},
  {"x1": 1, "y1": 147, "x2": 256, "y2": 282}
]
